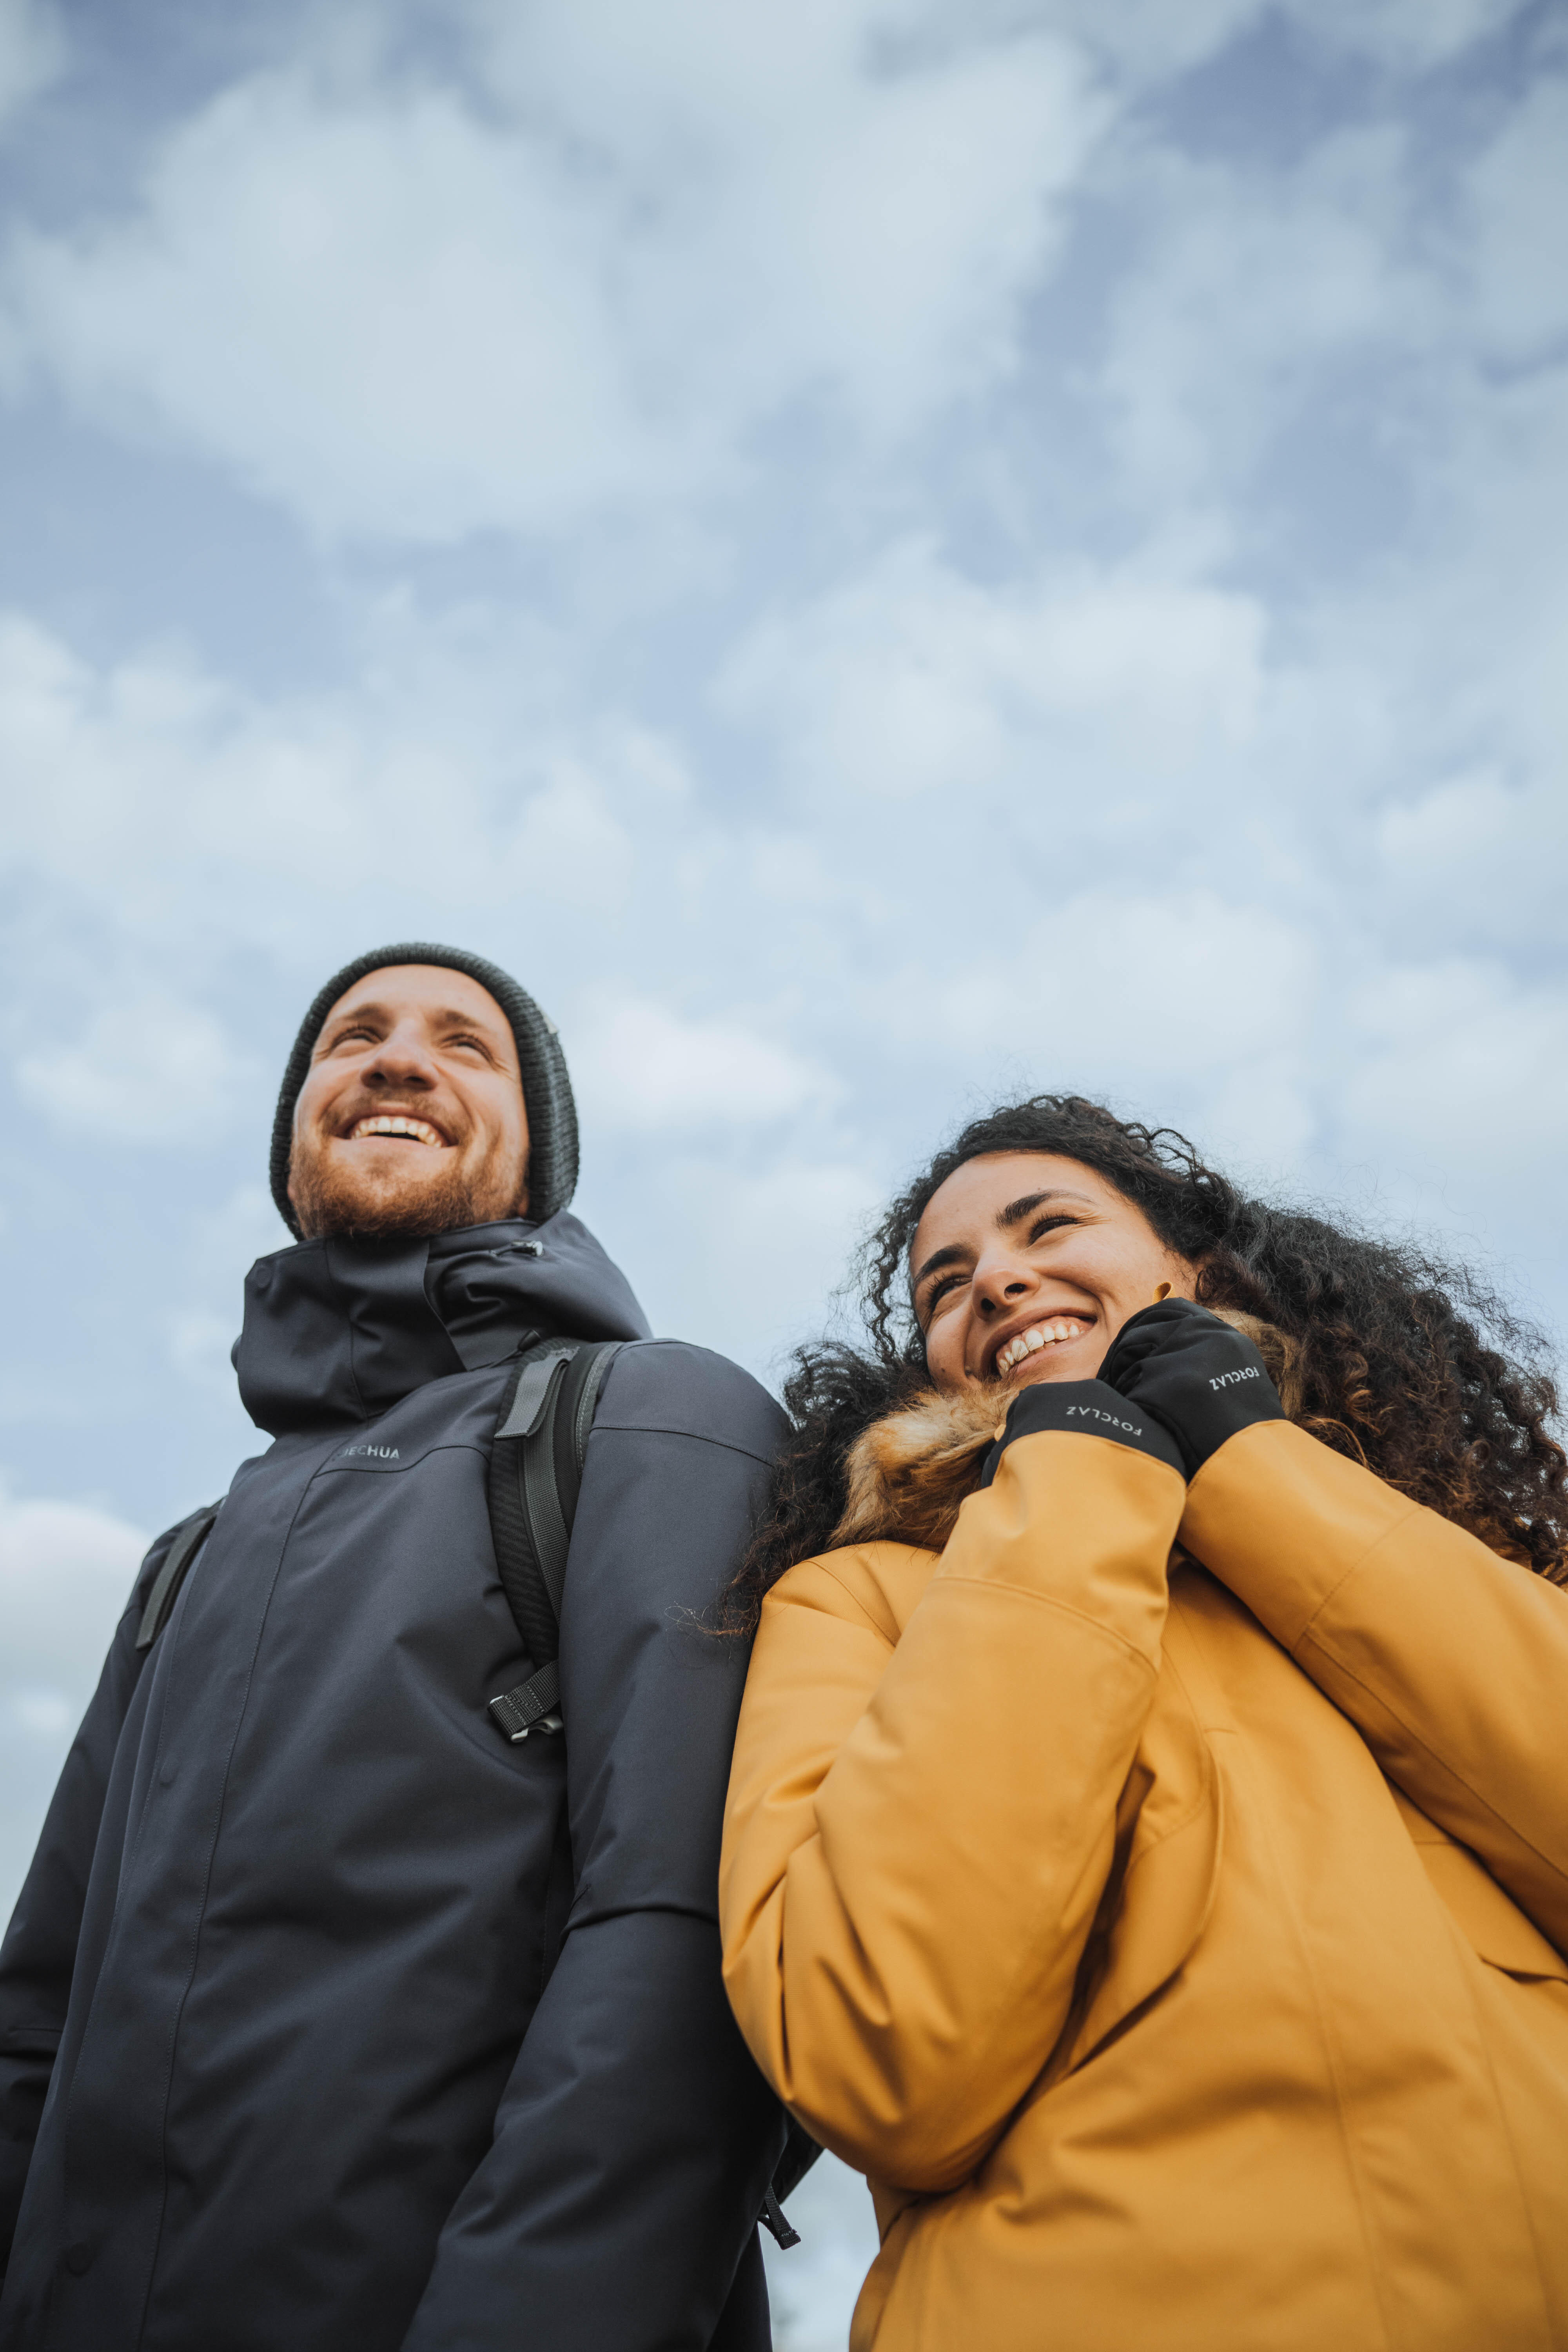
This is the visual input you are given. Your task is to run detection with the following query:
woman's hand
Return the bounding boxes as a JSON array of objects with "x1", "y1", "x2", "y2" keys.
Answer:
[{"x1": 1099, "y1": 1296, "x2": 1285, "y2": 1478}]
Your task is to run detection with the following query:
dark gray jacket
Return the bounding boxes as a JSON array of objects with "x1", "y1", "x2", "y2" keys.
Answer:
[{"x1": 0, "y1": 1215, "x2": 786, "y2": 2352}]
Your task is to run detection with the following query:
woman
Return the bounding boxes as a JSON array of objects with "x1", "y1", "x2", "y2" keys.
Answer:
[{"x1": 719, "y1": 1096, "x2": 1568, "y2": 2352}]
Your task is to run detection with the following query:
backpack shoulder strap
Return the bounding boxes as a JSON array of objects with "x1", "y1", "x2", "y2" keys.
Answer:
[
  {"x1": 487, "y1": 1338, "x2": 627, "y2": 1743},
  {"x1": 485, "y1": 1337, "x2": 823, "y2": 2245},
  {"x1": 134, "y1": 1501, "x2": 222, "y2": 1653}
]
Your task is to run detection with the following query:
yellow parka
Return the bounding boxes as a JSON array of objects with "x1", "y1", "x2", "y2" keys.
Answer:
[{"x1": 719, "y1": 1415, "x2": 1568, "y2": 2352}]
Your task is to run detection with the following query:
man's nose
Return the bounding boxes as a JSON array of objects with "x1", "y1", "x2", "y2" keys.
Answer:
[
  {"x1": 363, "y1": 1024, "x2": 438, "y2": 1087},
  {"x1": 972, "y1": 1250, "x2": 1039, "y2": 1318}
]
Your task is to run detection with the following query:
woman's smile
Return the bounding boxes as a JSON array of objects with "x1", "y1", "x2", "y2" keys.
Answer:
[{"x1": 992, "y1": 1315, "x2": 1094, "y2": 1379}]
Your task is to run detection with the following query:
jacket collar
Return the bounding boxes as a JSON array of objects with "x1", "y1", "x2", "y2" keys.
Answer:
[{"x1": 234, "y1": 1213, "x2": 652, "y2": 1438}]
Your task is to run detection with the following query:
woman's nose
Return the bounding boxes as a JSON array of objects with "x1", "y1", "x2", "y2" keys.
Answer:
[{"x1": 972, "y1": 1252, "x2": 1038, "y2": 1317}]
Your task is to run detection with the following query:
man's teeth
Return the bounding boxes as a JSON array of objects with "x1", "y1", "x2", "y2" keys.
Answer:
[
  {"x1": 996, "y1": 1320, "x2": 1087, "y2": 1373},
  {"x1": 348, "y1": 1115, "x2": 446, "y2": 1147}
]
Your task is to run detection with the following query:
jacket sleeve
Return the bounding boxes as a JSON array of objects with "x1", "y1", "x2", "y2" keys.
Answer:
[
  {"x1": 0, "y1": 1526, "x2": 173, "y2": 2272},
  {"x1": 719, "y1": 1426, "x2": 1185, "y2": 2194},
  {"x1": 1180, "y1": 1419, "x2": 1568, "y2": 1954},
  {"x1": 402, "y1": 1343, "x2": 787, "y2": 2352}
]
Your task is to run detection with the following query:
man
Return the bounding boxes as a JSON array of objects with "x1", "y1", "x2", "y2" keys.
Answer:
[{"x1": 0, "y1": 944, "x2": 786, "y2": 2352}]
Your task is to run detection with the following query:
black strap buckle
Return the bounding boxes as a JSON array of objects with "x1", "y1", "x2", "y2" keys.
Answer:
[{"x1": 487, "y1": 1659, "x2": 563, "y2": 1742}]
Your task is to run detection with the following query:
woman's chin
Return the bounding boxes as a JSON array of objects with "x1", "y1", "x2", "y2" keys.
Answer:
[{"x1": 1004, "y1": 1347, "x2": 1100, "y2": 1392}]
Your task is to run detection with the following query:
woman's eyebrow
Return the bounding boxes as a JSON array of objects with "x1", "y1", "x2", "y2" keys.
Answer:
[
  {"x1": 912, "y1": 1242, "x2": 970, "y2": 1292},
  {"x1": 914, "y1": 1190, "x2": 1096, "y2": 1293},
  {"x1": 996, "y1": 1187, "x2": 1094, "y2": 1228}
]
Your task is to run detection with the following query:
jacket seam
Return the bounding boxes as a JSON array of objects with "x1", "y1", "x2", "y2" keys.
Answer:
[
  {"x1": 313, "y1": 1437, "x2": 487, "y2": 1478},
  {"x1": 589, "y1": 1423, "x2": 780, "y2": 1470},
  {"x1": 1297, "y1": 1630, "x2": 1568, "y2": 1898},
  {"x1": 315, "y1": 1249, "x2": 373, "y2": 1424},
  {"x1": 128, "y1": 1450, "x2": 331, "y2": 2352},
  {"x1": 1287, "y1": 1492, "x2": 1428, "y2": 1649},
  {"x1": 1058, "y1": 1648, "x2": 1223, "y2": 2076},
  {"x1": 564, "y1": 1896, "x2": 720, "y2": 1933},
  {"x1": 846, "y1": 1609, "x2": 1162, "y2": 2187},
  {"x1": 1436, "y1": 1904, "x2": 1559, "y2": 2330},
  {"x1": 881, "y1": 1800, "x2": 1151, "y2": 2191},
  {"x1": 1230, "y1": 1726, "x2": 1400, "y2": 2352},
  {"x1": 1128, "y1": 1646, "x2": 1220, "y2": 1858},
  {"x1": 926, "y1": 1573, "x2": 1165, "y2": 1675},
  {"x1": 810, "y1": 1558, "x2": 900, "y2": 1644}
]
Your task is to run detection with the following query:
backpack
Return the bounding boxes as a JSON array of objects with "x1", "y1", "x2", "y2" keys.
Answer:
[
  {"x1": 484, "y1": 1338, "x2": 821, "y2": 2247},
  {"x1": 134, "y1": 1337, "x2": 821, "y2": 2247}
]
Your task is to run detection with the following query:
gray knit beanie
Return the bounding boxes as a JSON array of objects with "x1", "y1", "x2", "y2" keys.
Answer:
[{"x1": 269, "y1": 942, "x2": 578, "y2": 1237}]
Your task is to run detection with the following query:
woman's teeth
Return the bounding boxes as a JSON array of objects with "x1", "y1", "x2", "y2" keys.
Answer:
[{"x1": 996, "y1": 1320, "x2": 1087, "y2": 1375}]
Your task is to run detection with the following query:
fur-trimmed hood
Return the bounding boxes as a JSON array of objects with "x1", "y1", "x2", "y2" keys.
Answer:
[{"x1": 833, "y1": 1312, "x2": 1301, "y2": 1554}]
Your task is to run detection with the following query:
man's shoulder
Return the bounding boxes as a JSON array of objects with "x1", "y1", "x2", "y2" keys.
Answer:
[{"x1": 594, "y1": 1339, "x2": 787, "y2": 1465}]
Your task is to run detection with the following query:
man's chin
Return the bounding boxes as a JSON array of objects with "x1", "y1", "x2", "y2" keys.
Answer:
[{"x1": 290, "y1": 1149, "x2": 518, "y2": 1242}]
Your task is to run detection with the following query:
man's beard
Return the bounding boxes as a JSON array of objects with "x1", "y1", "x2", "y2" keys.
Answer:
[{"x1": 289, "y1": 1139, "x2": 528, "y2": 1241}]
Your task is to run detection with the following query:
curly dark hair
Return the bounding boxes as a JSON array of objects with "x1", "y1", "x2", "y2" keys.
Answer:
[{"x1": 724, "y1": 1094, "x2": 1567, "y2": 1631}]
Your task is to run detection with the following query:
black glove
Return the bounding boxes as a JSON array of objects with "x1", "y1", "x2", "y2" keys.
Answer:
[
  {"x1": 1097, "y1": 1298, "x2": 1285, "y2": 1479},
  {"x1": 980, "y1": 1377, "x2": 1185, "y2": 1488}
]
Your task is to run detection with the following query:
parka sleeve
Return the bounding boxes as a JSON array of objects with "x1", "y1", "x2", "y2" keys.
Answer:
[
  {"x1": 401, "y1": 1343, "x2": 786, "y2": 2352},
  {"x1": 719, "y1": 1424, "x2": 1185, "y2": 2194},
  {"x1": 1180, "y1": 1419, "x2": 1568, "y2": 1954},
  {"x1": 0, "y1": 1535, "x2": 168, "y2": 2272}
]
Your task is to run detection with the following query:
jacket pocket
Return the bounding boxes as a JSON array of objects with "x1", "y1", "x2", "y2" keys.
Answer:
[
  {"x1": 1392, "y1": 1785, "x2": 1568, "y2": 1981},
  {"x1": 1063, "y1": 1673, "x2": 1224, "y2": 2073}
]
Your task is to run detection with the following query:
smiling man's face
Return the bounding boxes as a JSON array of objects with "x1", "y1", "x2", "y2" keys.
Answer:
[{"x1": 287, "y1": 964, "x2": 530, "y2": 1241}]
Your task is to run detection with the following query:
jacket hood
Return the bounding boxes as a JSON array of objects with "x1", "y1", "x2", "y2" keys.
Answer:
[
  {"x1": 234, "y1": 1210, "x2": 653, "y2": 1438},
  {"x1": 835, "y1": 1310, "x2": 1299, "y2": 1555},
  {"x1": 833, "y1": 1383, "x2": 1009, "y2": 1555}
]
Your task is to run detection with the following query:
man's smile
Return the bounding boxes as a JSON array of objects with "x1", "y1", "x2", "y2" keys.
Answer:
[{"x1": 344, "y1": 1113, "x2": 452, "y2": 1147}]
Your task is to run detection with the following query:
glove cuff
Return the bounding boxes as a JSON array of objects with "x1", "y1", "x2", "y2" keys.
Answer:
[
  {"x1": 1099, "y1": 1299, "x2": 1287, "y2": 1478},
  {"x1": 981, "y1": 1379, "x2": 1185, "y2": 1486}
]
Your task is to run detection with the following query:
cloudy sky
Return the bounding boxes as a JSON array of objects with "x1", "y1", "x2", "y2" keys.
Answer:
[{"x1": 1, "y1": 0, "x2": 1564, "y2": 2333}]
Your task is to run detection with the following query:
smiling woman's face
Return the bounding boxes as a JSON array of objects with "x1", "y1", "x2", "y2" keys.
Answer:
[{"x1": 912, "y1": 1152, "x2": 1200, "y2": 1393}]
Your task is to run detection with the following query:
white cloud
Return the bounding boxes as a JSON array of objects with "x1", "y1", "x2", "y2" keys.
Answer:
[
  {"x1": 15, "y1": 993, "x2": 244, "y2": 1143},
  {"x1": 0, "y1": 0, "x2": 62, "y2": 130},
  {"x1": 0, "y1": 7, "x2": 1101, "y2": 542},
  {"x1": 508, "y1": 766, "x2": 638, "y2": 913},
  {"x1": 855, "y1": 884, "x2": 1320, "y2": 1144},
  {"x1": 0, "y1": 1481, "x2": 148, "y2": 1916},
  {"x1": 1343, "y1": 960, "x2": 1568, "y2": 1185},
  {"x1": 602, "y1": 1150, "x2": 885, "y2": 1376},
  {"x1": 0, "y1": 1483, "x2": 142, "y2": 1659},
  {"x1": 1097, "y1": 125, "x2": 1429, "y2": 519},
  {"x1": 0, "y1": 608, "x2": 645, "y2": 929},
  {"x1": 167, "y1": 1308, "x2": 242, "y2": 1392},
  {"x1": 1463, "y1": 72, "x2": 1568, "y2": 362},
  {"x1": 717, "y1": 540, "x2": 1266, "y2": 802},
  {"x1": 1275, "y1": 0, "x2": 1521, "y2": 67},
  {"x1": 574, "y1": 994, "x2": 837, "y2": 1132}
]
